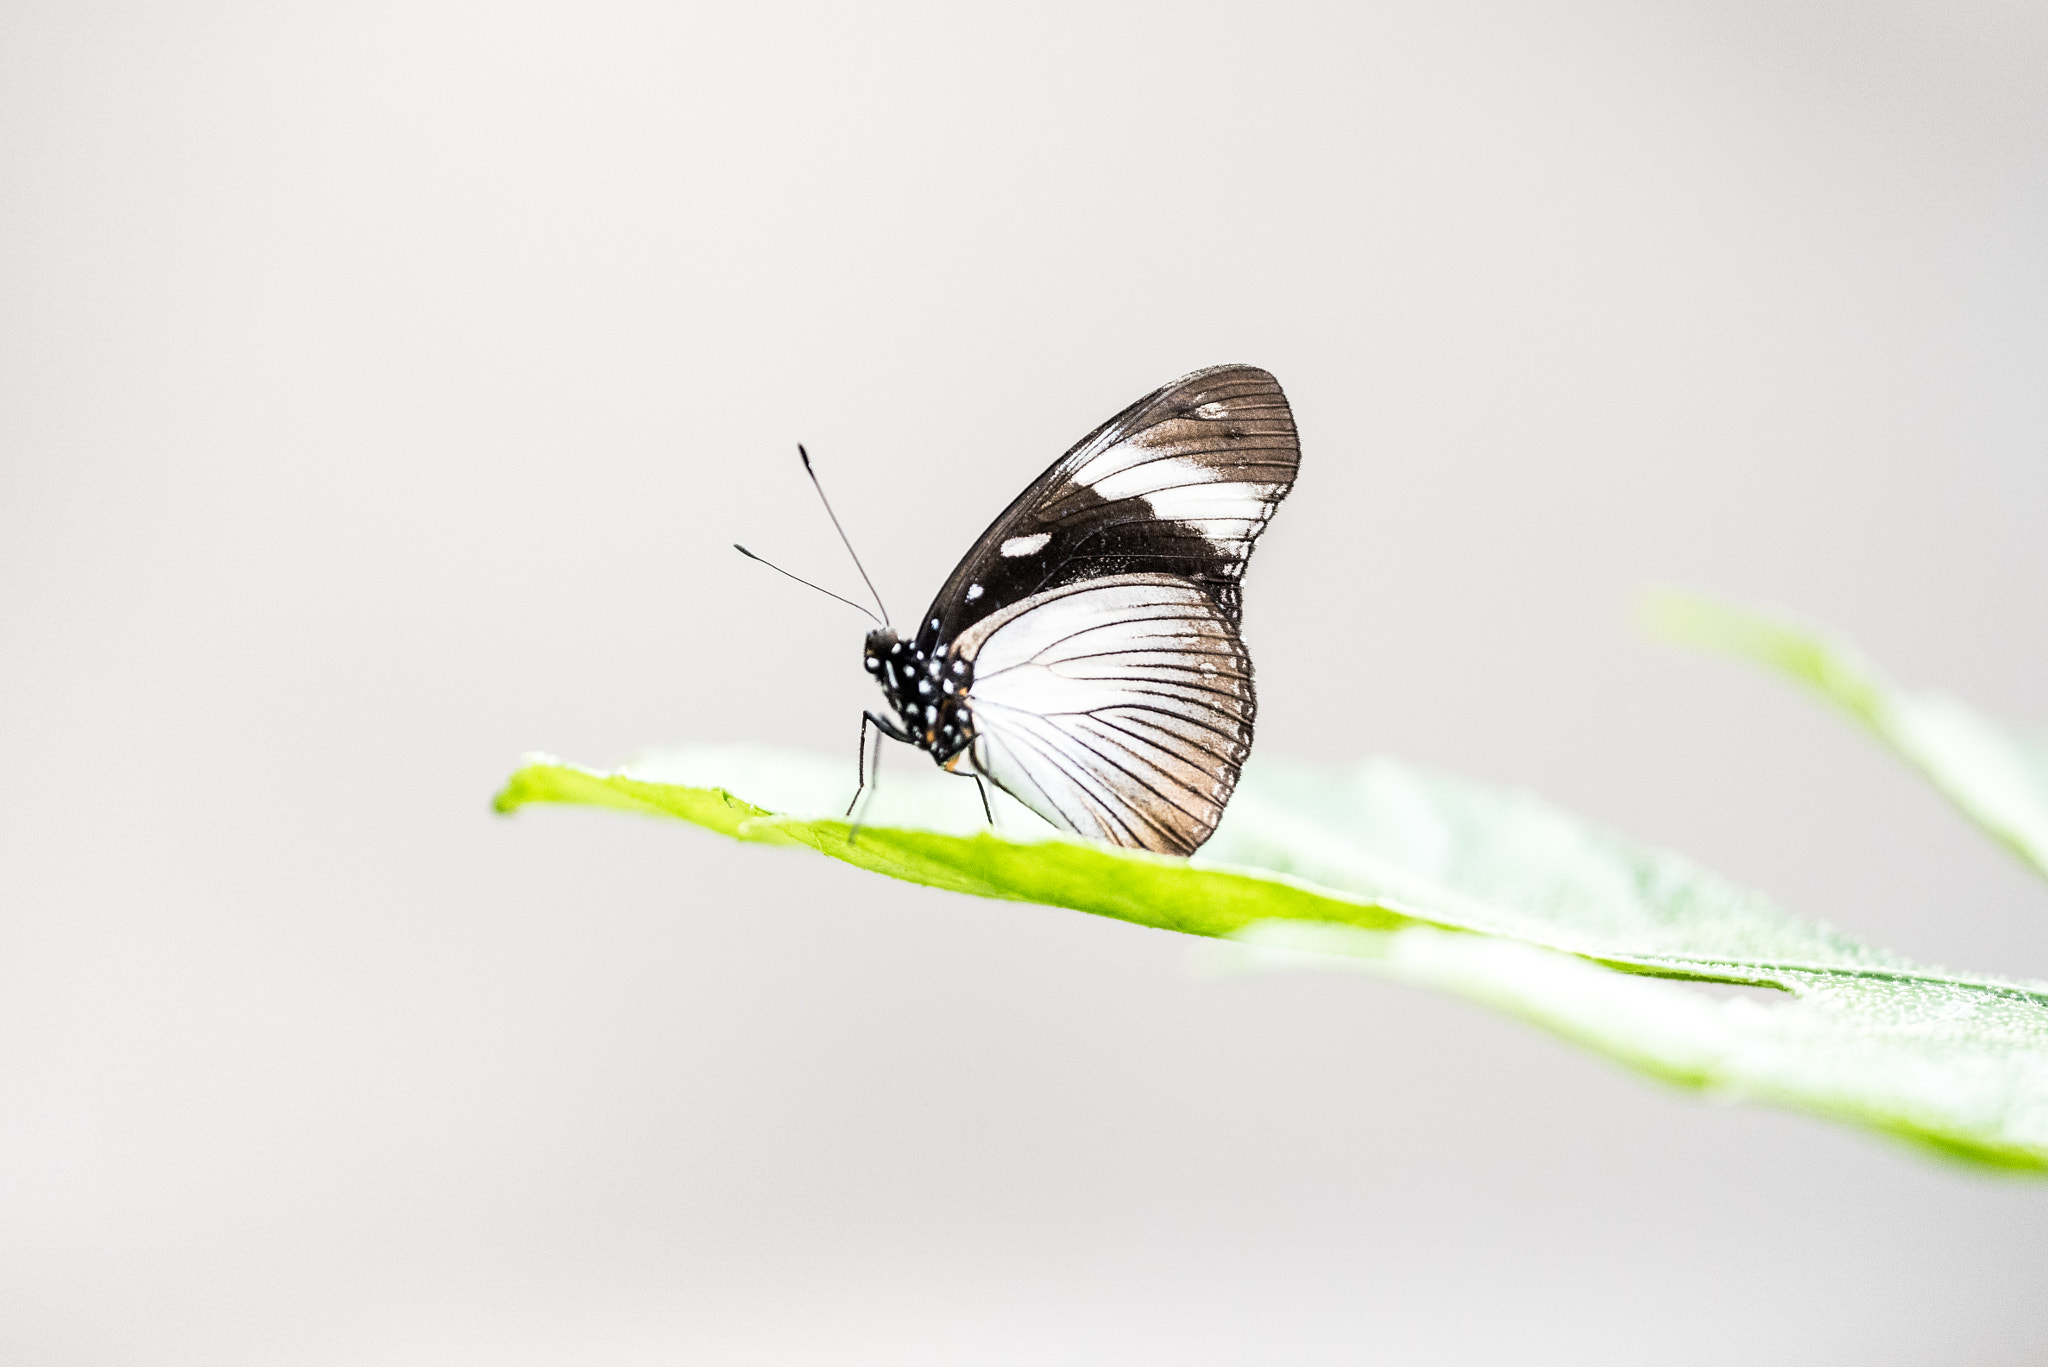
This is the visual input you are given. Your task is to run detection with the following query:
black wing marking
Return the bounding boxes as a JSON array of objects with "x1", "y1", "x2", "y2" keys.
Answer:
[
  {"x1": 952, "y1": 574, "x2": 1254, "y2": 856},
  {"x1": 911, "y1": 365, "x2": 1298, "y2": 657}
]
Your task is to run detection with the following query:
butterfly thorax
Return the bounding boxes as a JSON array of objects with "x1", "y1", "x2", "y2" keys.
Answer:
[{"x1": 863, "y1": 626, "x2": 976, "y2": 764}]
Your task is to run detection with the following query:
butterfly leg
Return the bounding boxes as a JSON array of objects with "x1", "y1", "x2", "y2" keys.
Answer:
[
  {"x1": 844, "y1": 712, "x2": 872, "y2": 818},
  {"x1": 850, "y1": 710, "x2": 914, "y2": 842},
  {"x1": 973, "y1": 775, "x2": 995, "y2": 828}
]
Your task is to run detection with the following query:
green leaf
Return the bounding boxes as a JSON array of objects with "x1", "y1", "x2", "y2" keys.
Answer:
[
  {"x1": 497, "y1": 745, "x2": 2048, "y2": 1172},
  {"x1": 1643, "y1": 587, "x2": 2048, "y2": 884}
]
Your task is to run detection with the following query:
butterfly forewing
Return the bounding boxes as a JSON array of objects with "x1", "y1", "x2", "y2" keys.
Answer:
[{"x1": 915, "y1": 364, "x2": 1298, "y2": 656}]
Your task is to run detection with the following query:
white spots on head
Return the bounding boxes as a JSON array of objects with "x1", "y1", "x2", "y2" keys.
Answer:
[
  {"x1": 864, "y1": 657, "x2": 880, "y2": 671},
  {"x1": 925, "y1": 704, "x2": 937, "y2": 722},
  {"x1": 952, "y1": 659, "x2": 967, "y2": 674},
  {"x1": 999, "y1": 533, "x2": 1051, "y2": 558},
  {"x1": 917, "y1": 678, "x2": 933, "y2": 696},
  {"x1": 928, "y1": 656, "x2": 942, "y2": 677},
  {"x1": 965, "y1": 583, "x2": 983, "y2": 602}
]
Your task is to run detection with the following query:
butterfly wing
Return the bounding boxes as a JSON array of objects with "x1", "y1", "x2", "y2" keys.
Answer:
[
  {"x1": 908, "y1": 364, "x2": 1298, "y2": 657},
  {"x1": 951, "y1": 574, "x2": 1254, "y2": 855}
]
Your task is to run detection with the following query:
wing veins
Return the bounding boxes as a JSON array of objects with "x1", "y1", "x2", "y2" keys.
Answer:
[
  {"x1": 1085, "y1": 709, "x2": 1241, "y2": 774},
  {"x1": 1096, "y1": 700, "x2": 1249, "y2": 747},
  {"x1": 1061, "y1": 719, "x2": 1220, "y2": 821},
  {"x1": 996, "y1": 719, "x2": 1178, "y2": 848}
]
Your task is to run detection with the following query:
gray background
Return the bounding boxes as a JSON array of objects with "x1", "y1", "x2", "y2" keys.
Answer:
[{"x1": 5, "y1": 1, "x2": 2047, "y2": 1362}]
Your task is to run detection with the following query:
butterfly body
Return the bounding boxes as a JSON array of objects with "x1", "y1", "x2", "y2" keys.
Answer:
[
  {"x1": 863, "y1": 627, "x2": 976, "y2": 764},
  {"x1": 859, "y1": 364, "x2": 1298, "y2": 856}
]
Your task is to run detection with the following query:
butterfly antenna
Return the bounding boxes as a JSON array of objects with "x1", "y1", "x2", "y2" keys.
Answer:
[
  {"x1": 798, "y1": 444, "x2": 892, "y2": 626},
  {"x1": 733, "y1": 544, "x2": 883, "y2": 626}
]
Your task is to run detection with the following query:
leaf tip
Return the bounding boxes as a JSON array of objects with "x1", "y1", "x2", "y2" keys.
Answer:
[{"x1": 491, "y1": 752, "x2": 566, "y2": 816}]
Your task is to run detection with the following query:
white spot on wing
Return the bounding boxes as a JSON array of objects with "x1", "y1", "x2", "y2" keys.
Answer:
[
  {"x1": 965, "y1": 583, "x2": 984, "y2": 601},
  {"x1": 999, "y1": 533, "x2": 1051, "y2": 558}
]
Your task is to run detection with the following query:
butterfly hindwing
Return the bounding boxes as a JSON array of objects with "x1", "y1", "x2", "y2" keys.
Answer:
[{"x1": 951, "y1": 573, "x2": 1255, "y2": 856}]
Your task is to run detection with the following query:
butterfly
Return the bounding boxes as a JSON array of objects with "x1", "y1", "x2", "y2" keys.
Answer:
[{"x1": 854, "y1": 364, "x2": 1300, "y2": 856}]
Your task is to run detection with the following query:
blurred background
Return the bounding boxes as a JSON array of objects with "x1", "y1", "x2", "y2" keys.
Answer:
[{"x1": 5, "y1": 1, "x2": 2047, "y2": 1362}]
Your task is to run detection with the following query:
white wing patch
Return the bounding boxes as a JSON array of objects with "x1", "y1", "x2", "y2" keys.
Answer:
[
  {"x1": 954, "y1": 574, "x2": 1253, "y2": 855},
  {"x1": 1000, "y1": 533, "x2": 1051, "y2": 557},
  {"x1": 1058, "y1": 373, "x2": 1296, "y2": 560}
]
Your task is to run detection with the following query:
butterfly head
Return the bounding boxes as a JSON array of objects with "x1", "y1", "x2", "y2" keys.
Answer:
[
  {"x1": 862, "y1": 626, "x2": 899, "y2": 663},
  {"x1": 863, "y1": 626, "x2": 975, "y2": 763}
]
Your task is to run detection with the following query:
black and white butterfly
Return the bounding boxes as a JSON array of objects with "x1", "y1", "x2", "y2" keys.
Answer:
[{"x1": 853, "y1": 364, "x2": 1299, "y2": 856}]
